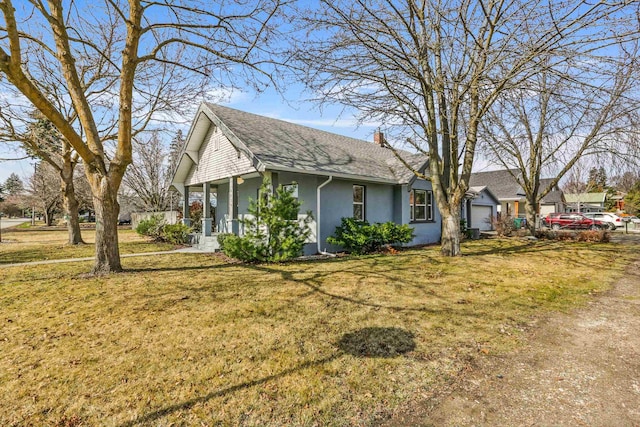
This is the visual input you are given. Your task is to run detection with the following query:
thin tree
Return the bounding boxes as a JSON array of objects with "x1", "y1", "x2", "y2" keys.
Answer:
[
  {"x1": 28, "y1": 162, "x2": 61, "y2": 226},
  {"x1": 0, "y1": 114, "x2": 87, "y2": 244},
  {"x1": 0, "y1": 0, "x2": 285, "y2": 273},
  {"x1": 295, "y1": 0, "x2": 638, "y2": 256},
  {"x1": 122, "y1": 131, "x2": 177, "y2": 212},
  {"x1": 479, "y1": 48, "x2": 639, "y2": 233}
]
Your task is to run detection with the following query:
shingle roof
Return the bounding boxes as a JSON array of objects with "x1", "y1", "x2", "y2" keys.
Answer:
[
  {"x1": 205, "y1": 103, "x2": 427, "y2": 184},
  {"x1": 469, "y1": 169, "x2": 523, "y2": 200},
  {"x1": 469, "y1": 169, "x2": 562, "y2": 203}
]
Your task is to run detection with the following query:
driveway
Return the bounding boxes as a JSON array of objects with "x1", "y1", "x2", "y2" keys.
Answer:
[{"x1": 0, "y1": 217, "x2": 29, "y2": 229}]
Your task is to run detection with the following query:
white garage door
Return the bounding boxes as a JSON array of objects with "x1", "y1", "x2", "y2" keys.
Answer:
[{"x1": 471, "y1": 205, "x2": 493, "y2": 231}]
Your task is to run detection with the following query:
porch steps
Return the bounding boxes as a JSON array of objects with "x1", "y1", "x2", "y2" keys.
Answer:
[{"x1": 190, "y1": 234, "x2": 220, "y2": 252}]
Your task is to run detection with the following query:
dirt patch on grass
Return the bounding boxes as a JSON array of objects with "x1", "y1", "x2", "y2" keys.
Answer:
[{"x1": 386, "y1": 237, "x2": 640, "y2": 426}]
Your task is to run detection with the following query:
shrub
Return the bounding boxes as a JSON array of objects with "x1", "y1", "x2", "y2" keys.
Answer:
[
  {"x1": 535, "y1": 229, "x2": 610, "y2": 243},
  {"x1": 136, "y1": 214, "x2": 192, "y2": 244},
  {"x1": 135, "y1": 214, "x2": 165, "y2": 239},
  {"x1": 327, "y1": 217, "x2": 414, "y2": 255},
  {"x1": 161, "y1": 223, "x2": 191, "y2": 245},
  {"x1": 220, "y1": 178, "x2": 313, "y2": 262},
  {"x1": 216, "y1": 233, "x2": 235, "y2": 251},
  {"x1": 491, "y1": 214, "x2": 516, "y2": 237}
]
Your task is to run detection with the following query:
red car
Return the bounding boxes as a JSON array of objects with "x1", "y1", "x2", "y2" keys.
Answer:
[{"x1": 543, "y1": 213, "x2": 605, "y2": 230}]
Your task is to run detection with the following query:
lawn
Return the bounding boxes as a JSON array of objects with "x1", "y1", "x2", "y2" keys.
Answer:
[
  {"x1": 0, "y1": 237, "x2": 637, "y2": 425},
  {"x1": 0, "y1": 226, "x2": 176, "y2": 264}
]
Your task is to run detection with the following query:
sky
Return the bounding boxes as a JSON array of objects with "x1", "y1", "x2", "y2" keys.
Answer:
[
  {"x1": 0, "y1": 86, "x2": 503, "y2": 185},
  {"x1": 0, "y1": 87, "x2": 386, "y2": 184}
]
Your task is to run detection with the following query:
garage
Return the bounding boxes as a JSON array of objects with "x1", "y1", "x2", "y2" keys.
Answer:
[{"x1": 471, "y1": 205, "x2": 493, "y2": 231}]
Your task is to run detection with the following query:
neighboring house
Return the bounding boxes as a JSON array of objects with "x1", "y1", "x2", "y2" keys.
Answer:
[
  {"x1": 469, "y1": 169, "x2": 565, "y2": 219},
  {"x1": 170, "y1": 103, "x2": 441, "y2": 254},
  {"x1": 564, "y1": 192, "x2": 606, "y2": 213},
  {"x1": 462, "y1": 186, "x2": 500, "y2": 231}
]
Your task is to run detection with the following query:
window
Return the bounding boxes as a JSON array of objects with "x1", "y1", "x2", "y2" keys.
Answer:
[
  {"x1": 353, "y1": 185, "x2": 365, "y2": 220},
  {"x1": 282, "y1": 183, "x2": 299, "y2": 198},
  {"x1": 410, "y1": 189, "x2": 433, "y2": 221}
]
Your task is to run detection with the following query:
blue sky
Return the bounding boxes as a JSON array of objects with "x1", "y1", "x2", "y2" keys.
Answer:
[{"x1": 0, "y1": 87, "x2": 382, "y2": 184}]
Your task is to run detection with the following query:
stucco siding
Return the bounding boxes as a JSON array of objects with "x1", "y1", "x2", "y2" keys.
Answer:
[
  {"x1": 319, "y1": 179, "x2": 405, "y2": 252},
  {"x1": 213, "y1": 173, "x2": 442, "y2": 254},
  {"x1": 185, "y1": 122, "x2": 255, "y2": 186}
]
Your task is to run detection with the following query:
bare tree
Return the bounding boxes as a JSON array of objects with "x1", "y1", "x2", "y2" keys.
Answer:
[
  {"x1": 122, "y1": 131, "x2": 178, "y2": 212},
  {"x1": 612, "y1": 171, "x2": 640, "y2": 193},
  {"x1": 28, "y1": 162, "x2": 61, "y2": 226},
  {"x1": 295, "y1": 0, "x2": 638, "y2": 256},
  {"x1": 0, "y1": 0, "x2": 285, "y2": 273},
  {"x1": 0, "y1": 113, "x2": 87, "y2": 243},
  {"x1": 561, "y1": 159, "x2": 604, "y2": 214},
  {"x1": 479, "y1": 45, "x2": 640, "y2": 233}
]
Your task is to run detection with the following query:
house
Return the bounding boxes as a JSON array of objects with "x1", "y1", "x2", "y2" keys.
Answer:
[
  {"x1": 462, "y1": 186, "x2": 500, "y2": 231},
  {"x1": 170, "y1": 103, "x2": 441, "y2": 254},
  {"x1": 564, "y1": 192, "x2": 606, "y2": 213},
  {"x1": 469, "y1": 169, "x2": 565, "y2": 219}
]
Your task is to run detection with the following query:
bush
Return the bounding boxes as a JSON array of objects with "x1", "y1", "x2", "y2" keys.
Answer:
[
  {"x1": 161, "y1": 223, "x2": 191, "y2": 245},
  {"x1": 136, "y1": 214, "x2": 192, "y2": 244},
  {"x1": 327, "y1": 217, "x2": 414, "y2": 255},
  {"x1": 491, "y1": 215, "x2": 516, "y2": 237},
  {"x1": 220, "y1": 178, "x2": 313, "y2": 262},
  {"x1": 135, "y1": 214, "x2": 165, "y2": 239},
  {"x1": 535, "y1": 229, "x2": 610, "y2": 243},
  {"x1": 216, "y1": 233, "x2": 235, "y2": 251}
]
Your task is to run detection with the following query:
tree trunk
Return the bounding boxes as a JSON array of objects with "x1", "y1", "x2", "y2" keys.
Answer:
[
  {"x1": 60, "y1": 165, "x2": 84, "y2": 245},
  {"x1": 440, "y1": 208, "x2": 462, "y2": 257},
  {"x1": 44, "y1": 206, "x2": 55, "y2": 226},
  {"x1": 525, "y1": 198, "x2": 539, "y2": 235},
  {"x1": 90, "y1": 175, "x2": 122, "y2": 274}
]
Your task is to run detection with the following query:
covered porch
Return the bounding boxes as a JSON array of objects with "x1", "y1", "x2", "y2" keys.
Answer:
[{"x1": 176, "y1": 172, "x2": 267, "y2": 250}]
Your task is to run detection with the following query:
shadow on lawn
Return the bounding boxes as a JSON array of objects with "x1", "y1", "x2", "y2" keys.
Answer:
[
  {"x1": 119, "y1": 327, "x2": 415, "y2": 426},
  {"x1": 246, "y1": 263, "x2": 453, "y2": 314}
]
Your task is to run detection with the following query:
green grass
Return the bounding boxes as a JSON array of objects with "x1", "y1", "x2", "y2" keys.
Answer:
[
  {"x1": 0, "y1": 237, "x2": 637, "y2": 425},
  {"x1": 0, "y1": 227, "x2": 176, "y2": 264}
]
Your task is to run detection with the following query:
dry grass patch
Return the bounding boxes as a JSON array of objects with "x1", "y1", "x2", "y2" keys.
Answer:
[
  {"x1": 0, "y1": 227, "x2": 175, "y2": 264},
  {"x1": 0, "y1": 238, "x2": 637, "y2": 425}
]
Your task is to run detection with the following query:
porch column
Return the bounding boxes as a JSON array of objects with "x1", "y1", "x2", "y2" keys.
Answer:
[
  {"x1": 202, "y1": 182, "x2": 212, "y2": 236},
  {"x1": 228, "y1": 177, "x2": 239, "y2": 234},
  {"x1": 182, "y1": 186, "x2": 191, "y2": 227}
]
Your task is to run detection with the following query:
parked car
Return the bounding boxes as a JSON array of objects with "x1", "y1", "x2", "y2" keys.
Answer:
[
  {"x1": 623, "y1": 216, "x2": 640, "y2": 224},
  {"x1": 543, "y1": 213, "x2": 605, "y2": 230},
  {"x1": 582, "y1": 212, "x2": 624, "y2": 230}
]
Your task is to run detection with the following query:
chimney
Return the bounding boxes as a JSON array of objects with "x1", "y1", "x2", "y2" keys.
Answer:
[{"x1": 374, "y1": 129, "x2": 386, "y2": 147}]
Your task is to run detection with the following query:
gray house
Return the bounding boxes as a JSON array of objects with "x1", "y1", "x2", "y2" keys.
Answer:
[
  {"x1": 171, "y1": 103, "x2": 442, "y2": 254},
  {"x1": 469, "y1": 169, "x2": 564, "y2": 219},
  {"x1": 462, "y1": 186, "x2": 500, "y2": 231}
]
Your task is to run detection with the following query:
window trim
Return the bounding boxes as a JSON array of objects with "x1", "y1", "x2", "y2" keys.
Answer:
[
  {"x1": 410, "y1": 189, "x2": 434, "y2": 222},
  {"x1": 282, "y1": 183, "x2": 299, "y2": 198},
  {"x1": 353, "y1": 184, "x2": 365, "y2": 221}
]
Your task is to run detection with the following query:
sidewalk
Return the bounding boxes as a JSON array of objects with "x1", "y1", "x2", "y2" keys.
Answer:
[{"x1": 0, "y1": 247, "x2": 209, "y2": 269}]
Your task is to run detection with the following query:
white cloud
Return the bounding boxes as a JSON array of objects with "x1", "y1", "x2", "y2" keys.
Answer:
[{"x1": 205, "y1": 87, "x2": 250, "y2": 105}]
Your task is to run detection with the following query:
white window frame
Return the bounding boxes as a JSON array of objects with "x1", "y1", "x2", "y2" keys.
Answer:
[
  {"x1": 410, "y1": 189, "x2": 433, "y2": 221},
  {"x1": 353, "y1": 185, "x2": 365, "y2": 220},
  {"x1": 282, "y1": 183, "x2": 299, "y2": 198}
]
